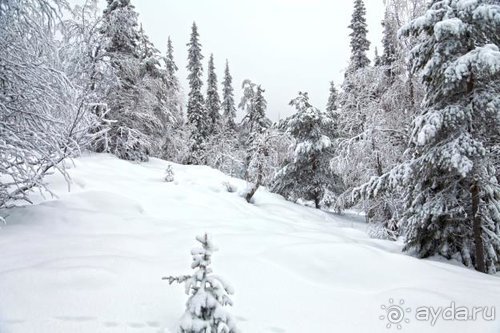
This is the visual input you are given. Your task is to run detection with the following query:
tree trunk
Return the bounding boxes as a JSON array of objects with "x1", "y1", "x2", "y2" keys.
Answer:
[
  {"x1": 245, "y1": 169, "x2": 262, "y2": 203},
  {"x1": 314, "y1": 195, "x2": 320, "y2": 209},
  {"x1": 245, "y1": 181, "x2": 260, "y2": 203},
  {"x1": 471, "y1": 180, "x2": 486, "y2": 273}
]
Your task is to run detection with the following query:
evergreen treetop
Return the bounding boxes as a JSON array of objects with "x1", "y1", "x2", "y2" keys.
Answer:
[
  {"x1": 348, "y1": 0, "x2": 371, "y2": 72},
  {"x1": 326, "y1": 81, "x2": 339, "y2": 113},
  {"x1": 165, "y1": 36, "x2": 180, "y2": 91},
  {"x1": 102, "y1": 0, "x2": 140, "y2": 56}
]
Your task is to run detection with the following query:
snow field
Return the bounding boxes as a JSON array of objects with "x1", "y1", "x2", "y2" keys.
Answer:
[{"x1": 0, "y1": 154, "x2": 499, "y2": 333}]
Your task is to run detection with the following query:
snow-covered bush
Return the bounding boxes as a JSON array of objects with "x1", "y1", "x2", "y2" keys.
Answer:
[
  {"x1": 0, "y1": 0, "x2": 100, "y2": 209},
  {"x1": 367, "y1": 222, "x2": 398, "y2": 241},
  {"x1": 204, "y1": 132, "x2": 245, "y2": 179},
  {"x1": 164, "y1": 234, "x2": 238, "y2": 333}
]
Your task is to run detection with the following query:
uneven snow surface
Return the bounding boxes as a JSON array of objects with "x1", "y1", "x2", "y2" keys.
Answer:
[{"x1": 0, "y1": 154, "x2": 499, "y2": 333}]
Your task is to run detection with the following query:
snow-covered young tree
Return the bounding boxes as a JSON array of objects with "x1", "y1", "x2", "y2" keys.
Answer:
[
  {"x1": 163, "y1": 233, "x2": 238, "y2": 333},
  {"x1": 164, "y1": 164, "x2": 175, "y2": 182},
  {"x1": 354, "y1": 0, "x2": 500, "y2": 273},
  {"x1": 239, "y1": 80, "x2": 272, "y2": 175},
  {"x1": 272, "y1": 92, "x2": 343, "y2": 209},
  {"x1": 186, "y1": 22, "x2": 208, "y2": 165},
  {"x1": 239, "y1": 80, "x2": 272, "y2": 136}
]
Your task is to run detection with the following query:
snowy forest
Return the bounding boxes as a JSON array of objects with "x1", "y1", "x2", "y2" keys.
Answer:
[{"x1": 0, "y1": 0, "x2": 499, "y2": 332}]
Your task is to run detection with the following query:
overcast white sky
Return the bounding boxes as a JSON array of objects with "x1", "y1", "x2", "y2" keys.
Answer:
[{"x1": 112, "y1": 0, "x2": 386, "y2": 121}]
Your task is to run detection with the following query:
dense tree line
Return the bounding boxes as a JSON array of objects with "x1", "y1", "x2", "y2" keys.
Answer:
[
  {"x1": 339, "y1": 0, "x2": 500, "y2": 274},
  {"x1": 1, "y1": 0, "x2": 498, "y2": 274}
]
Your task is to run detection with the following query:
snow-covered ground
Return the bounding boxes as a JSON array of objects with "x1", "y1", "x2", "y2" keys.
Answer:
[{"x1": 0, "y1": 154, "x2": 499, "y2": 333}]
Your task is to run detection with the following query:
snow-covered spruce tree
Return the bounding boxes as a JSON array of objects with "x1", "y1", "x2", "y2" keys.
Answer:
[
  {"x1": 347, "y1": 0, "x2": 371, "y2": 73},
  {"x1": 164, "y1": 37, "x2": 183, "y2": 122},
  {"x1": 162, "y1": 37, "x2": 187, "y2": 162},
  {"x1": 272, "y1": 92, "x2": 343, "y2": 209},
  {"x1": 99, "y1": 0, "x2": 162, "y2": 161},
  {"x1": 166, "y1": 37, "x2": 181, "y2": 96},
  {"x1": 201, "y1": 59, "x2": 244, "y2": 176},
  {"x1": 137, "y1": 24, "x2": 175, "y2": 157},
  {"x1": 239, "y1": 81, "x2": 272, "y2": 176},
  {"x1": 354, "y1": 0, "x2": 500, "y2": 273},
  {"x1": 206, "y1": 54, "x2": 222, "y2": 136},
  {"x1": 221, "y1": 60, "x2": 237, "y2": 131},
  {"x1": 186, "y1": 22, "x2": 208, "y2": 165},
  {"x1": 381, "y1": 8, "x2": 399, "y2": 77},
  {"x1": 0, "y1": 0, "x2": 98, "y2": 209},
  {"x1": 164, "y1": 234, "x2": 238, "y2": 333},
  {"x1": 326, "y1": 81, "x2": 339, "y2": 113},
  {"x1": 340, "y1": 0, "x2": 372, "y2": 138},
  {"x1": 239, "y1": 81, "x2": 272, "y2": 135}
]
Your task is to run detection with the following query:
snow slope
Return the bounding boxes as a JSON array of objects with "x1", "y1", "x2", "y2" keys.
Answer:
[{"x1": 0, "y1": 153, "x2": 499, "y2": 333}]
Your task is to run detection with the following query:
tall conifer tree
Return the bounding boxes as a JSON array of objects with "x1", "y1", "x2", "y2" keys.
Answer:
[
  {"x1": 221, "y1": 60, "x2": 237, "y2": 131},
  {"x1": 186, "y1": 22, "x2": 208, "y2": 164},
  {"x1": 381, "y1": 9, "x2": 398, "y2": 77},
  {"x1": 206, "y1": 54, "x2": 221, "y2": 135},
  {"x1": 165, "y1": 36, "x2": 180, "y2": 94},
  {"x1": 99, "y1": 0, "x2": 161, "y2": 161},
  {"x1": 348, "y1": 0, "x2": 370, "y2": 72}
]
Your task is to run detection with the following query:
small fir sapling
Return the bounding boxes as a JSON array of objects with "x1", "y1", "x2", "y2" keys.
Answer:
[
  {"x1": 164, "y1": 165, "x2": 175, "y2": 182},
  {"x1": 163, "y1": 234, "x2": 238, "y2": 333}
]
